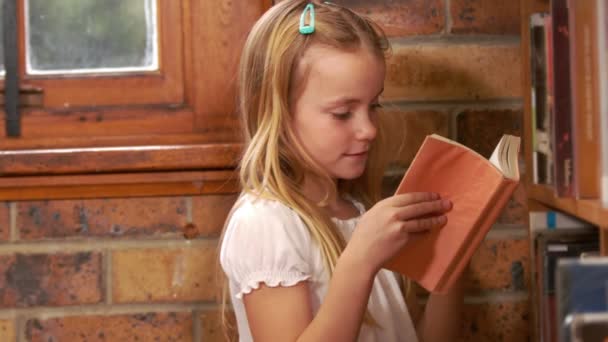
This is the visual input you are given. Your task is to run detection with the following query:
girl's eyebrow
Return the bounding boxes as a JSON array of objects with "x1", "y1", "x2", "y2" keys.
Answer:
[{"x1": 325, "y1": 88, "x2": 385, "y2": 107}]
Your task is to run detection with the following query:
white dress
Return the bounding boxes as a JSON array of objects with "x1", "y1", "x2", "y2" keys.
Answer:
[{"x1": 219, "y1": 193, "x2": 419, "y2": 342}]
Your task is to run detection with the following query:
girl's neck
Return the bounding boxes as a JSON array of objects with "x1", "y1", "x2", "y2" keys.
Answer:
[
  {"x1": 301, "y1": 175, "x2": 337, "y2": 206},
  {"x1": 301, "y1": 175, "x2": 355, "y2": 218}
]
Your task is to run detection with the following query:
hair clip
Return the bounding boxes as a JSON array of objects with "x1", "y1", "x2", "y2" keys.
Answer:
[{"x1": 299, "y1": 3, "x2": 315, "y2": 35}]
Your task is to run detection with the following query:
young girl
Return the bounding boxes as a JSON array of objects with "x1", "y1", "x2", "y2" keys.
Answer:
[{"x1": 220, "y1": 1, "x2": 463, "y2": 341}]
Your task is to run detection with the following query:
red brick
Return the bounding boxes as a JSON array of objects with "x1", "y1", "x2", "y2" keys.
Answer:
[
  {"x1": 383, "y1": 109, "x2": 449, "y2": 168},
  {"x1": 0, "y1": 253, "x2": 102, "y2": 307},
  {"x1": 497, "y1": 181, "x2": 528, "y2": 225},
  {"x1": 192, "y1": 194, "x2": 238, "y2": 237},
  {"x1": 456, "y1": 109, "x2": 523, "y2": 158},
  {"x1": 26, "y1": 312, "x2": 193, "y2": 342},
  {"x1": 200, "y1": 310, "x2": 237, "y2": 342},
  {"x1": 466, "y1": 238, "x2": 530, "y2": 292},
  {"x1": 385, "y1": 43, "x2": 521, "y2": 101},
  {"x1": 0, "y1": 320, "x2": 15, "y2": 342},
  {"x1": 0, "y1": 203, "x2": 9, "y2": 241},
  {"x1": 456, "y1": 109, "x2": 527, "y2": 225},
  {"x1": 450, "y1": 0, "x2": 520, "y2": 35},
  {"x1": 112, "y1": 246, "x2": 216, "y2": 303},
  {"x1": 332, "y1": 0, "x2": 445, "y2": 36},
  {"x1": 18, "y1": 197, "x2": 188, "y2": 240},
  {"x1": 459, "y1": 300, "x2": 530, "y2": 341}
]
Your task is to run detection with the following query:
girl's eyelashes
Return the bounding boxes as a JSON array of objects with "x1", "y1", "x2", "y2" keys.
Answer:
[
  {"x1": 331, "y1": 111, "x2": 352, "y2": 120},
  {"x1": 330, "y1": 103, "x2": 382, "y2": 120}
]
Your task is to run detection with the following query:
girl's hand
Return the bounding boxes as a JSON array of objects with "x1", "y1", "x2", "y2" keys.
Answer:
[{"x1": 343, "y1": 192, "x2": 452, "y2": 274}]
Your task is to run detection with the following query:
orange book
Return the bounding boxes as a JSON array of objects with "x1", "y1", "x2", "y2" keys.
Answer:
[{"x1": 384, "y1": 134, "x2": 521, "y2": 294}]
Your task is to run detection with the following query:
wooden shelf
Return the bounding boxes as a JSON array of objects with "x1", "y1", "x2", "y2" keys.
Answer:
[{"x1": 528, "y1": 184, "x2": 608, "y2": 229}]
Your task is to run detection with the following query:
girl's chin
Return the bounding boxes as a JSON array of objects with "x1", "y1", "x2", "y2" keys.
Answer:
[{"x1": 334, "y1": 169, "x2": 366, "y2": 180}]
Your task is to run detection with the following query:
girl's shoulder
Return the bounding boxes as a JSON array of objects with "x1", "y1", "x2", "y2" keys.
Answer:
[
  {"x1": 230, "y1": 192, "x2": 300, "y2": 224},
  {"x1": 223, "y1": 192, "x2": 313, "y2": 245}
]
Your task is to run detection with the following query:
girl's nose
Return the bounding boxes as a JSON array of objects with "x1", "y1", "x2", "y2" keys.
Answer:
[{"x1": 356, "y1": 114, "x2": 377, "y2": 141}]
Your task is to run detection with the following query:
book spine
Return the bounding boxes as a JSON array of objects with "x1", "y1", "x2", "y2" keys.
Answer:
[
  {"x1": 435, "y1": 179, "x2": 519, "y2": 294},
  {"x1": 551, "y1": 0, "x2": 574, "y2": 197},
  {"x1": 531, "y1": 13, "x2": 552, "y2": 186},
  {"x1": 569, "y1": 0, "x2": 600, "y2": 199},
  {"x1": 598, "y1": 0, "x2": 608, "y2": 208},
  {"x1": 545, "y1": 15, "x2": 556, "y2": 186}
]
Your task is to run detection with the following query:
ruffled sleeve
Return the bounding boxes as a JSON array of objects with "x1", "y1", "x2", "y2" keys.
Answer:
[{"x1": 219, "y1": 195, "x2": 314, "y2": 299}]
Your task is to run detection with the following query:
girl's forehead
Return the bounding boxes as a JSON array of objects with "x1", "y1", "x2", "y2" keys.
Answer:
[
  {"x1": 295, "y1": 44, "x2": 382, "y2": 79},
  {"x1": 291, "y1": 44, "x2": 385, "y2": 102}
]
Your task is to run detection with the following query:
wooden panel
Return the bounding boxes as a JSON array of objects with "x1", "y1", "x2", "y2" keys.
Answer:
[
  {"x1": 0, "y1": 171, "x2": 239, "y2": 200},
  {"x1": 191, "y1": 0, "x2": 266, "y2": 139},
  {"x1": 0, "y1": 132, "x2": 236, "y2": 150},
  {"x1": 0, "y1": 107, "x2": 194, "y2": 140},
  {"x1": 19, "y1": 0, "x2": 184, "y2": 107},
  {"x1": 0, "y1": 143, "x2": 242, "y2": 175}
]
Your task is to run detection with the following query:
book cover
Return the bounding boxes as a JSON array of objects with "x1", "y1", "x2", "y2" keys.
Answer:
[
  {"x1": 568, "y1": 0, "x2": 601, "y2": 199},
  {"x1": 598, "y1": 0, "x2": 608, "y2": 208},
  {"x1": 531, "y1": 229, "x2": 597, "y2": 342},
  {"x1": 529, "y1": 210, "x2": 593, "y2": 232},
  {"x1": 383, "y1": 134, "x2": 520, "y2": 294},
  {"x1": 551, "y1": 0, "x2": 574, "y2": 197},
  {"x1": 556, "y1": 258, "x2": 608, "y2": 342}
]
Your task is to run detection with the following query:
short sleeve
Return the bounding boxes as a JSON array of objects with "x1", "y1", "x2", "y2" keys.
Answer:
[{"x1": 219, "y1": 195, "x2": 313, "y2": 299}]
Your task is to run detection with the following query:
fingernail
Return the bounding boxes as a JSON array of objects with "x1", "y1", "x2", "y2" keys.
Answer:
[{"x1": 442, "y1": 199, "x2": 452, "y2": 209}]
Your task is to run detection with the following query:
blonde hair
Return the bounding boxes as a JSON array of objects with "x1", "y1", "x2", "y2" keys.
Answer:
[{"x1": 220, "y1": 0, "x2": 399, "y2": 336}]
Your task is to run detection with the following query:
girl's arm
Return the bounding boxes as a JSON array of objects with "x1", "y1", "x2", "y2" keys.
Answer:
[
  {"x1": 415, "y1": 276, "x2": 465, "y2": 342},
  {"x1": 244, "y1": 251, "x2": 376, "y2": 341},
  {"x1": 244, "y1": 192, "x2": 452, "y2": 341}
]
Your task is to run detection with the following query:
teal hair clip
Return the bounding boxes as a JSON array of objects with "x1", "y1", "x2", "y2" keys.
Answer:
[{"x1": 299, "y1": 3, "x2": 315, "y2": 35}]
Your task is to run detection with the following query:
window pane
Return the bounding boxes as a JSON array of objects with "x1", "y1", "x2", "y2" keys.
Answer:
[{"x1": 26, "y1": 0, "x2": 158, "y2": 75}]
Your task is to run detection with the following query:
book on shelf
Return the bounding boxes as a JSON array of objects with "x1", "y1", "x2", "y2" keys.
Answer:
[
  {"x1": 569, "y1": 312, "x2": 608, "y2": 342},
  {"x1": 599, "y1": 0, "x2": 608, "y2": 208},
  {"x1": 383, "y1": 133, "x2": 521, "y2": 294},
  {"x1": 530, "y1": 12, "x2": 554, "y2": 186},
  {"x1": 568, "y1": 0, "x2": 601, "y2": 199},
  {"x1": 529, "y1": 0, "x2": 608, "y2": 205},
  {"x1": 529, "y1": 210, "x2": 593, "y2": 232},
  {"x1": 550, "y1": 0, "x2": 574, "y2": 198},
  {"x1": 530, "y1": 225, "x2": 598, "y2": 342},
  {"x1": 556, "y1": 257, "x2": 608, "y2": 342}
]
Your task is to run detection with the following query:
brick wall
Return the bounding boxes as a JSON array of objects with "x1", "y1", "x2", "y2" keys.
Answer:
[
  {"x1": 360, "y1": 0, "x2": 530, "y2": 341},
  {"x1": 0, "y1": 1, "x2": 529, "y2": 341},
  {"x1": 0, "y1": 195, "x2": 237, "y2": 341}
]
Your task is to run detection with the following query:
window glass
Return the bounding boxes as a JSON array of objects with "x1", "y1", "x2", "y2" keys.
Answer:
[{"x1": 25, "y1": 0, "x2": 158, "y2": 75}]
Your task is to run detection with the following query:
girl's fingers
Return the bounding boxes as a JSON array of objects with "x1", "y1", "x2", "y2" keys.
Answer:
[
  {"x1": 400, "y1": 215, "x2": 447, "y2": 233},
  {"x1": 389, "y1": 192, "x2": 439, "y2": 207},
  {"x1": 396, "y1": 199, "x2": 452, "y2": 221}
]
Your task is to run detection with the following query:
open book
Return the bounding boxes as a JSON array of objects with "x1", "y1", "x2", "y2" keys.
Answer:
[{"x1": 383, "y1": 133, "x2": 521, "y2": 294}]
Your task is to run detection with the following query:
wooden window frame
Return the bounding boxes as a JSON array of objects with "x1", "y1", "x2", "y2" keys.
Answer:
[{"x1": 0, "y1": 0, "x2": 273, "y2": 200}]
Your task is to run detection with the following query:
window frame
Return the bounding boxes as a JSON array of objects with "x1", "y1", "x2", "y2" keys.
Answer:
[{"x1": 0, "y1": 0, "x2": 272, "y2": 200}]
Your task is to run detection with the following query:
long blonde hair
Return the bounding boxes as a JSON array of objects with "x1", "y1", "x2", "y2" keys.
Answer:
[{"x1": 220, "y1": 0, "x2": 397, "y2": 336}]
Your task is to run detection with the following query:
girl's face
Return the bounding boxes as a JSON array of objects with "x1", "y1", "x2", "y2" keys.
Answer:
[{"x1": 290, "y1": 44, "x2": 385, "y2": 181}]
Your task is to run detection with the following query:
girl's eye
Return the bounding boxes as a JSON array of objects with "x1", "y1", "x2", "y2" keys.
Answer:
[{"x1": 331, "y1": 112, "x2": 352, "y2": 120}]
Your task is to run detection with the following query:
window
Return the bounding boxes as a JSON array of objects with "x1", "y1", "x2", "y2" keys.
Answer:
[{"x1": 0, "y1": 0, "x2": 270, "y2": 180}]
